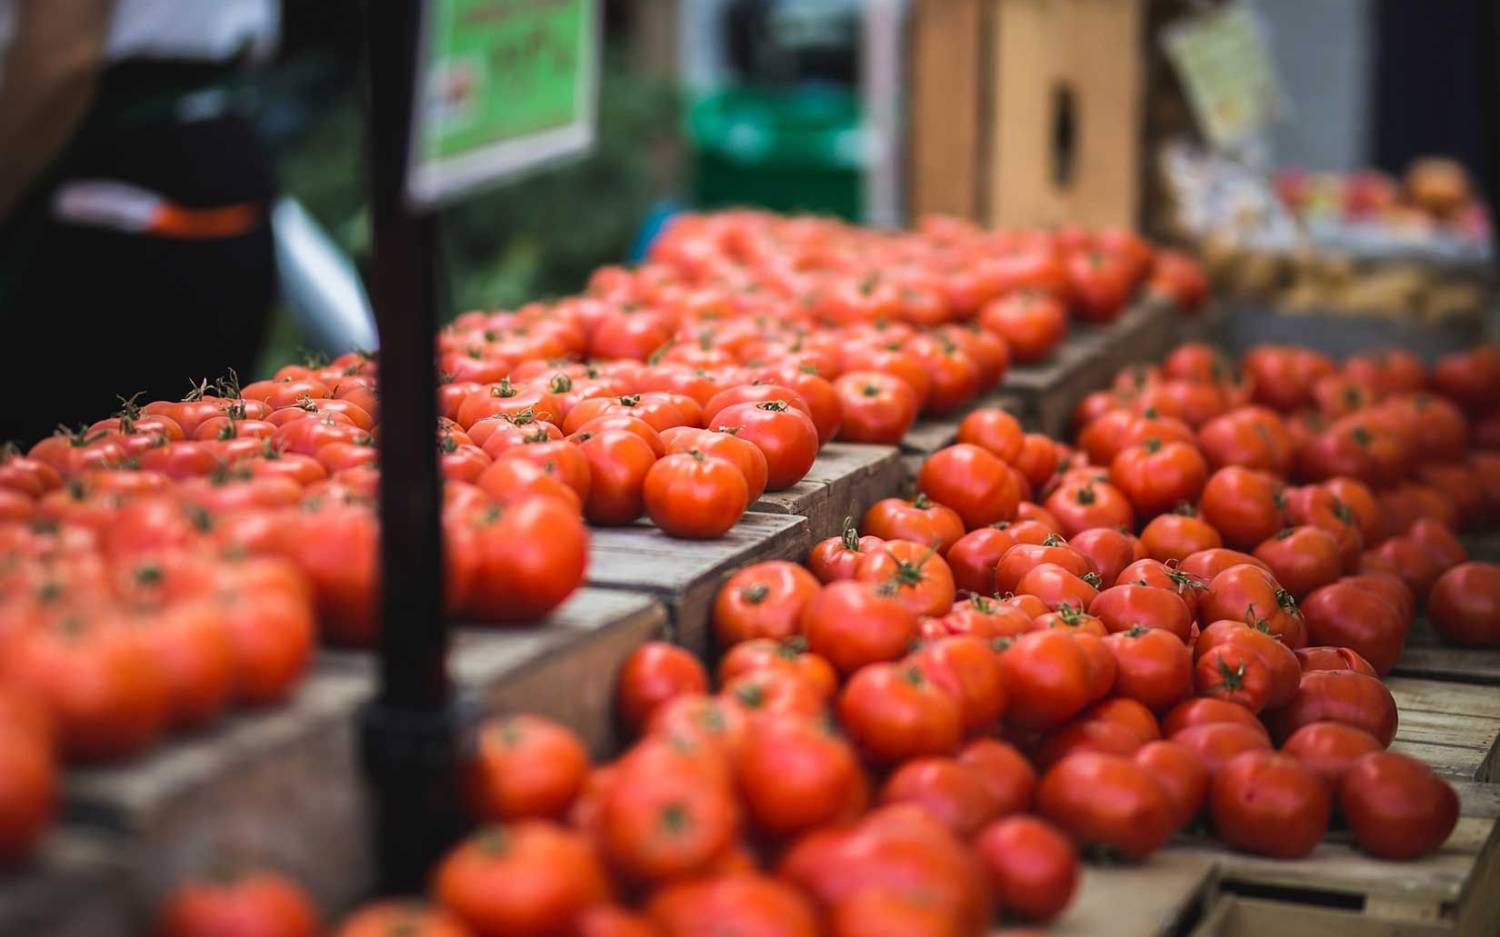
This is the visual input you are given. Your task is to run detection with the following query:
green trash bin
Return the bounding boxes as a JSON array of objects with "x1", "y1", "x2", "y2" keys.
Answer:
[{"x1": 687, "y1": 86, "x2": 865, "y2": 221}]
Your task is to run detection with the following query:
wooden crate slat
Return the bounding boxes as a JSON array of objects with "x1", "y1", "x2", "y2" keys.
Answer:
[
  {"x1": 1050, "y1": 850, "x2": 1217, "y2": 937},
  {"x1": 1388, "y1": 677, "x2": 1500, "y2": 782},
  {"x1": 587, "y1": 512, "x2": 809, "y2": 655},
  {"x1": 751, "y1": 443, "x2": 905, "y2": 543},
  {"x1": 1388, "y1": 677, "x2": 1500, "y2": 721},
  {"x1": 56, "y1": 588, "x2": 665, "y2": 915},
  {"x1": 908, "y1": 0, "x2": 987, "y2": 219},
  {"x1": 0, "y1": 831, "x2": 136, "y2": 937}
]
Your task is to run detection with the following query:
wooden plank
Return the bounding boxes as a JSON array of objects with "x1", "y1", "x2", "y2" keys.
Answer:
[
  {"x1": 908, "y1": 0, "x2": 987, "y2": 220},
  {"x1": 1388, "y1": 677, "x2": 1500, "y2": 782},
  {"x1": 1051, "y1": 850, "x2": 1217, "y2": 937},
  {"x1": 0, "y1": 831, "x2": 136, "y2": 937},
  {"x1": 751, "y1": 443, "x2": 905, "y2": 544},
  {"x1": 987, "y1": 0, "x2": 1144, "y2": 229},
  {"x1": 587, "y1": 512, "x2": 810, "y2": 655},
  {"x1": 1179, "y1": 780, "x2": 1500, "y2": 936},
  {"x1": 59, "y1": 588, "x2": 665, "y2": 915}
]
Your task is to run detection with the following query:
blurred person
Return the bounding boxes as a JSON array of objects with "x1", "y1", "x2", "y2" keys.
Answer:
[{"x1": 0, "y1": 0, "x2": 280, "y2": 443}]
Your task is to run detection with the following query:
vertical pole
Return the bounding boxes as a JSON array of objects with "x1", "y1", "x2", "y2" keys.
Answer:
[{"x1": 358, "y1": 0, "x2": 465, "y2": 894}]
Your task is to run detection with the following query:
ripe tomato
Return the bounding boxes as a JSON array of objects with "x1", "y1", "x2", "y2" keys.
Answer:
[
  {"x1": 701, "y1": 384, "x2": 812, "y2": 428},
  {"x1": 1295, "y1": 645, "x2": 1379, "y2": 677},
  {"x1": 1134, "y1": 740, "x2": 1207, "y2": 829},
  {"x1": 747, "y1": 364, "x2": 843, "y2": 445},
  {"x1": 957, "y1": 407, "x2": 1025, "y2": 463},
  {"x1": 713, "y1": 561, "x2": 821, "y2": 646},
  {"x1": 1115, "y1": 558, "x2": 1209, "y2": 620},
  {"x1": 862, "y1": 495, "x2": 965, "y2": 554},
  {"x1": 1169, "y1": 722, "x2": 1271, "y2": 779},
  {"x1": 1270, "y1": 669, "x2": 1398, "y2": 746},
  {"x1": 1360, "y1": 536, "x2": 1444, "y2": 598},
  {"x1": 1300, "y1": 581, "x2": 1408, "y2": 675},
  {"x1": 995, "y1": 539, "x2": 1095, "y2": 594},
  {"x1": 662, "y1": 427, "x2": 768, "y2": 503},
  {"x1": 735, "y1": 711, "x2": 864, "y2": 836},
  {"x1": 1038, "y1": 751, "x2": 1175, "y2": 857},
  {"x1": 1281, "y1": 720, "x2": 1383, "y2": 790},
  {"x1": 1282, "y1": 485, "x2": 1363, "y2": 571},
  {"x1": 1199, "y1": 467, "x2": 1286, "y2": 551},
  {"x1": 958, "y1": 738, "x2": 1037, "y2": 816},
  {"x1": 800, "y1": 580, "x2": 919, "y2": 674},
  {"x1": 566, "y1": 392, "x2": 699, "y2": 435},
  {"x1": 1035, "y1": 716, "x2": 1145, "y2": 769},
  {"x1": 1252, "y1": 526, "x2": 1343, "y2": 599},
  {"x1": 1202, "y1": 563, "x2": 1306, "y2": 649},
  {"x1": 1405, "y1": 517, "x2": 1468, "y2": 570},
  {"x1": 1066, "y1": 250, "x2": 1136, "y2": 322},
  {"x1": 1139, "y1": 511, "x2": 1222, "y2": 563},
  {"x1": 1161, "y1": 698, "x2": 1267, "y2": 741},
  {"x1": 1089, "y1": 584, "x2": 1193, "y2": 641},
  {"x1": 156, "y1": 872, "x2": 320, "y2": 937},
  {"x1": 1196, "y1": 406, "x2": 1294, "y2": 476},
  {"x1": 1178, "y1": 548, "x2": 1269, "y2": 585},
  {"x1": 493, "y1": 438, "x2": 591, "y2": 504},
  {"x1": 571, "y1": 905, "x2": 658, "y2": 937},
  {"x1": 855, "y1": 539, "x2": 956, "y2": 617},
  {"x1": 910, "y1": 635, "x2": 1009, "y2": 734},
  {"x1": 1340, "y1": 752, "x2": 1459, "y2": 860},
  {"x1": 1110, "y1": 438, "x2": 1208, "y2": 518},
  {"x1": 1105, "y1": 626, "x2": 1192, "y2": 712},
  {"x1": 722, "y1": 667, "x2": 825, "y2": 719},
  {"x1": 999, "y1": 629, "x2": 1105, "y2": 730},
  {"x1": 1067, "y1": 528, "x2": 1145, "y2": 583},
  {"x1": 602, "y1": 738, "x2": 739, "y2": 882},
  {"x1": 709, "y1": 401, "x2": 819, "y2": 490},
  {"x1": 643, "y1": 450, "x2": 748, "y2": 539},
  {"x1": 466, "y1": 714, "x2": 588, "y2": 822},
  {"x1": 806, "y1": 521, "x2": 884, "y2": 584},
  {"x1": 937, "y1": 594, "x2": 1038, "y2": 640},
  {"x1": 1428, "y1": 562, "x2": 1500, "y2": 647},
  {"x1": 647, "y1": 872, "x2": 819, "y2": 937},
  {"x1": 1211, "y1": 751, "x2": 1330, "y2": 858},
  {"x1": 645, "y1": 693, "x2": 749, "y2": 758},
  {"x1": 974, "y1": 815, "x2": 1078, "y2": 923},
  {"x1": 1193, "y1": 620, "x2": 1300, "y2": 707},
  {"x1": 1043, "y1": 478, "x2": 1133, "y2": 539},
  {"x1": 880, "y1": 756, "x2": 1000, "y2": 836},
  {"x1": 917, "y1": 444, "x2": 1020, "y2": 530},
  {"x1": 0, "y1": 726, "x2": 54, "y2": 864},
  {"x1": 574, "y1": 429, "x2": 657, "y2": 526},
  {"x1": 616, "y1": 642, "x2": 709, "y2": 731},
  {"x1": 1012, "y1": 433, "x2": 1061, "y2": 491},
  {"x1": 1195, "y1": 643, "x2": 1273, "y2": 713},
  {"x1": 435, "y1": 822, "x2": 610, "y2": 936},
  {"x1": 837, "y1": 661, "x2": 962, "y2": 763},
  {"x1": 1015, "y1": 562, "x2": 1099, "y2": 612},
  {"x1": 946, "y1": 525, "x2": 1019, "y2": 595},
  {"x1": 979, "y1": 292, "x2": 1069, "y2": 363},
  {"x1": 133, "y1": 601, "x2": 236, "y2": 729},
  {"x1": 333, "y1": 902, "x2": 471, "y2": 937},
  {"x1": 464, "y1": 497, "x2": 587, "y2": 623},
  {"x1": 1432, "y1": 344, "x2": 1500, "y2": 410}
]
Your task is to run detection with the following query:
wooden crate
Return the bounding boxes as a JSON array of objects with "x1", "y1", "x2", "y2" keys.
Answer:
[
  {"x1": 1386, "y1": 678, "x2": 1500, "y2": 783},
  {"x1": 900, "y1": 392, "x2": 1026, "y2": 483},
  {"x1": 907, "y1": 0, "x2": 989, "y2": 219},
  {"x1": 587, "y1": 513, "x2": 809, "y2": 656},
  {"x1": 751, "y1": 443, "x2": 906, "y2": 543},
  {"x1": 0, "y1": 831, "x2": 135, "y2": 937},
  {"x1": 1389, "y1": 534, "x2": 1500, "y2": 686},
  {"x1": 1052, "y1": 851, "x2": 1218, "y2": 937},
  {"x1": 1185, "y1": 780, "x2": 1500, "y2": 937},
  {"x1": 55, "y1": 590, "x2": 666, "y2": 918}
]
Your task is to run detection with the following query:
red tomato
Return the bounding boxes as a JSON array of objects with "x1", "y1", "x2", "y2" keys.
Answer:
[
  {"x1": 465, "y1": 714, "x2": 589, "y2": 822},
  {"x1": 1294, "y1": 645, "x2": 1379, "y2": 677},
  {"x1": 574, "y1": 429, "x2": 657, "y2": 526},
  {"x1": 708, "y1": 401, "x2": 819, "y2": 491},
  {"x1": 1042, "y1": 478, "x2": 1133, "y2": 539},
  {"x1": 1195, "y1": 643, "x2": 1274, "y2": 714},
  {"x1": 910, "y1": 635, "x2": 1009, "y2": 735},
  {"x1": 735, "y1": 711, "x2": 865, "y2": 837},
  {"x1": 806, "y1": 521, "x2": 885, "y2": 584},
  {"x1": 974, "y1": 816, "x2": 1078, "y2": 923},
  {"x1": 917, "y1": 444, "x2": 1020, "y2": 530},
  {"x1": 1134, "y1": 740, "x2": 1207, "y2": 829},
  {"x1": 946, "y1": 525, "x2": 1019, "y2": 595},
  {"x1": 1340, "y1": 752, "x2": 1459, "y2": 860},
  {"x1": 1140, "y1": 511, "x2": 1223, "y2": 564},
  {"x1": 1067, "y1": 528, "x2": 1145, "y2": 584},
  {"x1": 616, "y1": 642, "x2": 709, "y2": 731},
  {"x1": 1269, "y1": 669, "x2": 1398, "y2": 746},
  {"x1": 979, "y1": 292, "x2": 1069, "y2": 363},
  {"x1": 1280, "y1": 720, "x2": 1383, "y2": 791},
  {"x1": 1038, "y1": 752, "x2": 1175, "y2": 857},
  {"x1": 1110, "y1": 438, "x2": 1208, "y2": 518},
  {"x1": 1199, "y1": 467, "x2": 1287, "y2": 551},
  {"x1": 1089, "y1": 584, "x2": 1193, "y2": 641},
  {"x1": 1162, "y1": 698, "x2": 1269, "y2": 741},
  {"x1": 1300, "y1": 581, "x2": 1408, "y2": 675},
  {"x1": 156, "y1": 872, "x2": 320, "y2": 937},
  {"x1": 879, "y1": 756, "x2": 1000, "y2": 836},
  {"x1": 800, "y1": 580, "x2": 919, "y2": 675},
  {"x1": 958, "y1": 738, "x2": 1037, "y2": 816},
  {"x1": 862, "y1": 495, "x2": 965, "y2": 555},
  {"x1": 999, "y1": 629, "x2": 1108, "y2": 730},
  {"x1": 837, "y1": 661, "x2": 963, "y2": 764},
  {"x1": 1105, "y1": 626, "x2": 1193, "y2": 712},
  {"x1": 1169, "y1": 722, "x2": 1271, "y2": 779},
  {"x1": 957, "y1": 407, "x2": 1025, "y2": 463},
  {"x1": 643, "y1": 450, "x2": 748, "y2": 538},
  {"x1": 833, "y1": 371, "x2": 920, "y2": 445},
  {"x1": 713, "y1": 561, "x2": 821, "y2": 646},
  {"x1": 1428, "y1": 562, "x2": 1500, "y2": 647},
  {"x1": 1210, "y1": 751, "x2": 1329, "y2": 858}
]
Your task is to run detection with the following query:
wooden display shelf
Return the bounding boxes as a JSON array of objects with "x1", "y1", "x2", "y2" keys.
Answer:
[
  {"x1": 51, "y1": 590, "x2": 666, "y2": 920},
  {"x1": 1186, "y1": 780, "x2": 1500, "y2": 937},
  {"x1": 750, "y1": 443, "x2": 906, "y2": 544},
  {"x1": 1386, "y1": 677, "x2": 1500, "y2": 782},
  {"x1": 1051, "y1": 851, "x2": 1218, "y2": 937},
  {"x1": 587, "y1": 512, "x2": 809, "y2": 656}
]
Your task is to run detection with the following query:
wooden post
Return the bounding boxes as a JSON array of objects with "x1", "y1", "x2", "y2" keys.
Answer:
[{"x1": 908, "y1": 0, "x2": 989, "y2": 221}]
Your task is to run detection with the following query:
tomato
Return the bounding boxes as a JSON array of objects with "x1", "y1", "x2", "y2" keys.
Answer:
[
  {"x1": 648, "y1": 872, "x2": 818, "y2": 937},
  {"x1": 806, "y1": 520, "x2": 884, "y2": 584},
  {"x1": 999, "y1": 629, "x2": 1105, "y2": 730},
  {"x1": 1196, "y1": 406, "x2": 1295, "y2": 476},
  {"x1": 616, "y1": 642, "x2": 709, "y2": 732},
  {"x1": 1035, "y1": 716, "x2": 1145, "y2": 770},
  {"x1": 1193, "y1": 620, "x2": 1300, "y2": 708},
  {"x1": 827, "y1": 891, "x2": 961, "y2": 937},
  {"x1": 1067, "y1": 528, "x2": 1145, "y2": 584},
  {"x1": 435, "y1": 822, "x2": 610, "y2": 936},
  {"x1": 1078, "y1": 698, "x2": 1161, "y2": 746},
  {"x1": 1038, "y1": 751, "x2": 1175, "y2": 857},
  {"x1": 713, "y1": 561, "x2": 821, "y2": 647},
  {"x1": 1198, "y1": 467, "x2": 1286, "y2": 551},
  {"x1": 571, "y1": 415, "x2": 664, "y2": 457},
  {"x1": 1361, "y1": 536, "x2": 1444, "y2": 598},
  {"x1": 910, "y1": 635, "x2": 1009, "y2": 734},
  {"x1": 1433, "y1": 344, "x2": 1500, "y2": 410},
  {"x1": 1114, "y1": 558, "x2": 1209, "y2": 620},
  {"x1": 1134, "y1": 740, "x2": 1207, "y2": 829},
  {"x1": 1281, "y1": 720, "x2": 1383, "y2": 791},
  {"x1": 801, "y1": 580, "x2": 919, "y2": 674},
  {"x1": 709, "y1": 401, "x2": 819, "y2": 490},
  {"x1": 1065, "y1": 250, "x2": 1135, "y2": 322},
  {"x1": 566, "y1": 393, "x2": 699, "y2": 436},
  {"x1": 1294, "y1": 645, "x2": 1379, "y2": 677},
  {"x1": 642, "y1": 450, "x2": 748, "y2": 539},
  {"x1": 841, "y1": 346, "x2": 931, "y2": 411},
  {"x1": 602, "y1": 738, "x2": 739, "y2": 882},
  {"x1": 134, "y1": 601, "x2": 235, "y2": 729},
  {"x1": 1282, "y1": 485, "x2": 1364, "y2": 571},
  {"x1": 465, "y1": 714, "x2": 588, "y2": 823},
  {"x1": 662, "y1": 427, "x2": 768, "y2": 503},
  {"x1": 837, "y1": 661, "x2": 962, "y2": 763},
  {"x1": 1252, "y1": 526, "x2": 1344, "y2": 599},
  {"x1": 1012, "y1": 433, "x2": 1061, "y2": 491},
  {"x1": 1089, "y1": 584, "x2": 1193, "y2": 641},
  {"x1": 862, "y1": 495, "x2": 965, "y2": 555},
  {"x1": 1104, "y1": 626, "x2": 1192, "y2": 712},
  {"x1": 1162, "y1": 698, "x2": 1268, "y2": 741},
  {"x1": 573, "y1": 906, "x2": 658, "y2": 937},
  {"x1": 879, "y1": 757, "x2": 999, "y2": 836},
  {"x1": 945, "y1": 525, "x2": 1018, "y2": 595},
  {"x1": 1169, "y1": 722, "x2": 1271, "y2": 779},
  {"x1": 1110, "y1": 438, "x2": 1208, "y2": 518},
  {"x1": 1178, "y1": 548, "x2": 1269, "y2": 585},
  {"x1": 1194, "y1": 643, "x2": 1273, "y2": 713},
  {"x1": 465, "y1": 497, "x2": 587, "y2": 623},
  {"x1": 1139, "y1": 511, "x2": 1222, "y2": 563},
  {"x1": 0, "y1": 726, "x2": 53, "y2": 864},
  {"x1": 1405, "y1": 517, "x2": 1468, "y2": 570},
  {"x1": 1042, "y1": 478, "x2": 1133, "y2": 539},
  {"x1": 995, "y1": 539, "x2": 1094, "y2": 594},
  {"x1": 1015, "y1": 562, "x2": 1099, "y2": 612},
  {"x1": 702, "y1": 384, "x2": 812, "y2": 429},
  {"x1": 917, "y1": 444, "x2": 1020, "y2": 530},
  {"x1": 1299, "y1": 414, "x2": 1413, "y2": 487},
  {"x1": 1270, "y1": 669, "x2": 1398, "y2": 746},
  {"x1": 852, "y1": 539, "x2": 954, "y2": 617},
  {"x1": 957, "y1": 407, "x2": 1025, "y2": 463},
  {"x1": 1429, "y1": 562, "x2": 1500, "y2": 647},
  {"x1": 1414, "y1": 462, "x2": 1485, "y2": 530},
  {"x1": 1340, "y1": 752, "x2": 1459, "y2": 860},
  {"x1": 723, "y1": 666, "x2": 825, "y2": 719},
  {"x1": 646, "y1": 693, "x2": 750, "y2": 759},
  {"x1": 1210, "y1": 751, "x2": 1329, "y2": 858},
  {"x1": 974, "y1": 816, "x2": 1077, "y2": 923},
  {"x1": 1202, "y1": 563, "x2": 1306, "y2": 649},
  {"x1": 958, "y1": 738, "x2": 1036, "y2": 816},
  {"x1": 574, "y1": 429, "x2": 657, "y2": 526},
  {"x1": 735, "y1": 711, "x2": 864, "y2": 836},
  {"x1": 747, "y1": 364, "x2": 843, "y2": 445},
  {"x1": 937, "y1": 594, "x2": 1037, "y2": 640},
  {"x1": 980, "y1": 292, "x2": 1068, "y2": 363},
  {"x1": 1383, "y1": 392, "x2": 1469, "y2": 463},
  {"x1": 156, "y1": 872, "x2": 320, "y2": 937},
  {"x1": 1299, "y1": 581, "x2": 1407, "y2": 675}
]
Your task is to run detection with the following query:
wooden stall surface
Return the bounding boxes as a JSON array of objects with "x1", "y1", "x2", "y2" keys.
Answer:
[{"x1": 751, "y1": 443, "x2": 906, "y2": 543}]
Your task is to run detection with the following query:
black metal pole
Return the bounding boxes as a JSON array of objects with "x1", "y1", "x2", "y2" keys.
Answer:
[{"x1": 358, "y1": 0, "x2": 467, "y2": 894}]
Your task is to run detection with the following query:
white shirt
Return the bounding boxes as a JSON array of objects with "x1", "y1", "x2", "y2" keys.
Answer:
[{"x1": 0, "y1": 0, "x2": 279, "y2": 88}]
